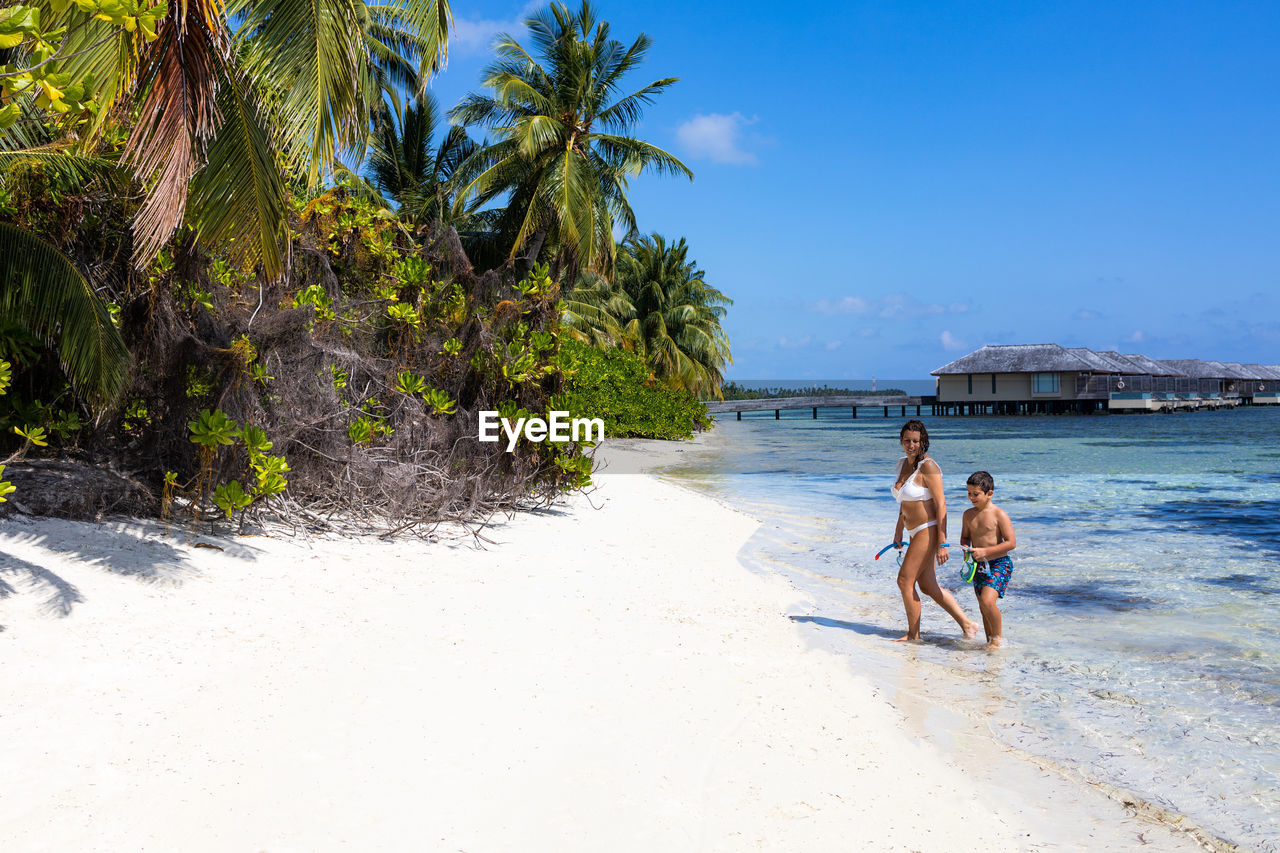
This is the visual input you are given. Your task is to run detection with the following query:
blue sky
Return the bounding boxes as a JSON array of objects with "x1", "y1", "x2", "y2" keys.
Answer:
[{"x1": 428, "y1": 1, "x2": 1280, "y2": 380}]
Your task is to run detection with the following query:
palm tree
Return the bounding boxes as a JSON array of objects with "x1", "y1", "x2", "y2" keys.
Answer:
[
  {"x1": 365, "y1": 93, "x2": 478, "y2": 227},
  {"x1": 0, "y1": 0, "x2": 452, "y2": 409},
  {"x1": 614, "y1": 234, "x2": 732, "y2": 397},
  {"x1": 450, "y1": 0, "x2": 691, "y2": 278},
  {"x1": 3, "y1": 0, "x2": 451, "y2": 276},
  {"x1": 559, "y1": 271, "x2": 635, "y2": 349}
]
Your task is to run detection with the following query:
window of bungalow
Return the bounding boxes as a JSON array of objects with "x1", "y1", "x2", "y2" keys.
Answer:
[
  {"x1": 968, "y1": 374, "x2": 973, "y2": 394},
  {"x1": 991, "y1": 374, "x2": 997, "y2": 393},
  {"x1": 1033, "y1": 372, "x2": 1059, "y2": 393}
]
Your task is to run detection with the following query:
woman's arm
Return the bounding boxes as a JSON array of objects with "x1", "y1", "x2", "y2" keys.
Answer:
[{"x1": 922, "y1": 459, "x2": 949, "y2": 564}]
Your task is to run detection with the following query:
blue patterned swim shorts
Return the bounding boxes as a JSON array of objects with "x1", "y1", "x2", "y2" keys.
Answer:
[{"x1": 973, "y1": 555, "x2": 1014, "y2": 598}]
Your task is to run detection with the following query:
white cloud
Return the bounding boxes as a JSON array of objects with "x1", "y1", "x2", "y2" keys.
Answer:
[
  {"x1": 813, "y1": 296, "x2": 869, "y2": 315},
  {"x1": 879, "y1": 294, "x2": 909, "y2": 318},
  {"x1": 941, "y1": 330, "x2": 966, "y2": 351},
  {"x1": 451, "y1": 1, "x2": 540, "y2": 56},
  {"x1": 825, "y1": 340, "x2": 843, "y2": 351},
  {"x1": 1076, "y1": 309, "x2": 1102, "y2": 321},
  {"x1": 811, "y1": 293, "x2": 970, "y2": 318},
  {"x1": 676, "y1": 112, "x2": 759, "y2": 165},
  {"x1": 778, "y1": 335, "x2": 811, "y2": 349},
  {"x1": 1126, "y1": 330, "x2": 1145, "y2": 343},
  {"x1": 857, "y1": 328, "x2": 878, "y2": 338}
]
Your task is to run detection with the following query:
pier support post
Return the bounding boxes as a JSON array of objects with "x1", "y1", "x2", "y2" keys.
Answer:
[
  {"x1": 852, "y1": 407, "x2": 857, "y2": 419},
  {"x1": 775, "y1": 409, "x2": 780, "y2": 420},
  {"x1": 813, "y1": 407, "x2": 818, "y2": 419},
  {"x1": 736, "y1": 411, "x2": 741, "y2": 421},
  {"x1": 883, "y1": 406, "x2": 888, "y2": 418}
]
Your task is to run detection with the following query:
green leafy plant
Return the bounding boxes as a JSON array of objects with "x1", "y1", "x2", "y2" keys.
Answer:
[
  {"x1": 348, "y1": 416, "x2": 374, "y2": 445},
  {"x1": 238, "y1": 424, "x2": 273, "y2": 457},
  {"x1": 554, "y1": 340, "x2": 710, "y2": 440},
  {"x1": 292, "y1": 284, "x2": 336, "y2": 322},
  {"x1": 49, "y1": 409, "x2": 82, "y2": 442},
  {"x1": 213, "y1": 480, "x2": 253, "y2": 517},
  {"x1": 122, "y1": 399, "x2": 151, "y2": 432},
  {"x1": 13, "y1": 425, "x2": 47, "y2": 447},
  {"x1": 422, "y1": 388, "x2": 456, "y2": 416},
  {"x1": 189, "y1": 409, "x2": 239, "y2": 450},
  {"x1": 0, "y1": 466, "x2": 16, "y2": 502},
  {"x1": 554, "y1": 451, "x2": 593, "y2": 489},
  {"x1": 185, "y1": 365, "x2": 214, "y2": 399},
  {"x1": 395, "y1": 371, "x2": 427, "y2": 395},
  {"x1": 394, "y1": 256, "x2": 433, "y2": 287},
  {"x1": 386, "y1": 302, "x2": 420, "y2": 328},
  {"x1": 514, "y1": 262, "x2": 554, "y2": 297},
  {"x1": 176, "y1": 280, "x2": 215, "y2": 313},
  {"x1": 329, "y1": 364, "x2": 349, "y2": 390},
  {"x1": 442, "y1": 338, "x2": 462, "y2": 356}
]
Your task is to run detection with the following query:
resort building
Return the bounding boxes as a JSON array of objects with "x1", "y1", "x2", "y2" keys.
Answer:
[{"x1": 932, "y1": 344, "x2": 1279, "y2": 413}]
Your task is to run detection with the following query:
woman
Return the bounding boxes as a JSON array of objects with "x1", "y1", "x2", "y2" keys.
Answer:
[{"x1": 890, "y1": 419, "x2": 978, "y2": 642}]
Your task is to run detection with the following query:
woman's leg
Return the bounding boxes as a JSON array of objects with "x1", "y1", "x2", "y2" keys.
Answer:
[
  {"x1": 915, "y1": 528, "x2": 978, "y2": 638},
  {"x1": 894, "y1": 537, "x2": 928, "y2": 641}
]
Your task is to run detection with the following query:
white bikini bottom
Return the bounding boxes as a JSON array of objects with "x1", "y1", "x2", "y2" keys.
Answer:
[{"x1": 905, "y1": 519, "x2": 938, "y2": 537}]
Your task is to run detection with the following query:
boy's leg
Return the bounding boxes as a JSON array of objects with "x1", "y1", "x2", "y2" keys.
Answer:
[
  {"x1": 973, "y1": 584, "x2": 993, "y2": 642},
  {"x1": 977, "y1": 585, "x2": 1003, "y2": 647}
]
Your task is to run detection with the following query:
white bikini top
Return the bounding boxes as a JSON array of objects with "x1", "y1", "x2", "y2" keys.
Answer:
[{"x1": 891, "y1": 456, "x2": 935, "y2": 504}]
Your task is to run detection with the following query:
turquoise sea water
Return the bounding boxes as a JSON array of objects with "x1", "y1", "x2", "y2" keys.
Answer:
[{"x1": 662, "y1": 408, "x2": 1280, "y2": 851}]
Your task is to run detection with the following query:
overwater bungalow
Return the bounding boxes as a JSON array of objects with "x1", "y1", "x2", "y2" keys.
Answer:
[
  {"x1": 933, "y1": 344, "x2": 1273, "y2": 414},
  {"x1": 932, "y1": 344, "x2": 1113, "y2": 413}
]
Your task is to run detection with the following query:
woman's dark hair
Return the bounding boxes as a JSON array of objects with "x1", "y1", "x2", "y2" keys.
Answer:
[{"x1": 899, "y1": 419, "x2": 930, "y2": 458}]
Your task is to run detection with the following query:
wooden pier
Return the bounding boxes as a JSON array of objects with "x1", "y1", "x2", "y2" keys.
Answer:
[{"x1": 704, "y1": 395, "x2": 928, "y2": 420}]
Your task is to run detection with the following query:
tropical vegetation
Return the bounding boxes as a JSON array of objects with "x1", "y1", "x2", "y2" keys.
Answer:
[{"x1": 0, "y1": 0, "x2": 733, "y2": 528}]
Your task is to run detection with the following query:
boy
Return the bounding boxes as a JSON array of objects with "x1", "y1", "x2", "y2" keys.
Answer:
[{"x1": 960, "y1": 471, "x2": 1017, "y2": 649}]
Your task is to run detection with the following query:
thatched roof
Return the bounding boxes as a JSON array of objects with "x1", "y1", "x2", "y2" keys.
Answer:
[
  {"x1": 932, "y1": 344, "x2": 1094, "y2": 375},
  {"x1": 1218, "y1": 361, "x2": 1273, "y2": 379},
  {"x1": 1065, "y1": 348, "x2": 1125, "y2": 372},
  {"x1": 1207, "y1": 361, "x2": 1253, "y2": 379},
  {"x1": 1093, "y1": 351, "x2": 1151, "y2": 374},
  {"x1": 1243, "y1": 363, "x2": 1280, "y2": 380},
  {"x1": 1119, "y1": 352, "x2": 1185, "y2": 376},
  {"x1": 1159, "y1": 359, "x2": 1227, "y2": 379},
  {"x1": 934, "y1": 345, "x2": 1269, "y2": 379}
]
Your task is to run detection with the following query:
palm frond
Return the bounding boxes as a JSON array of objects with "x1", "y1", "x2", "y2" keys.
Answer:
[
  {"x1": 0, "y1": 224, "x2": 129, "y2": 409},
  {"x1": 242, "y1": 0, "x2": 367, "y2": 186},
  {"x1": 123, "y1": 10, "x2": 226, "y2": 267},
  {"x1": 188, "y1": 63, "x2": 289, "y2": 280}
]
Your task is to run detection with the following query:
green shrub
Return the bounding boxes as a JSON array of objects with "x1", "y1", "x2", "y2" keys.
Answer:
[{"x1": 554, "y1": 340, "x2": 711, "y2": 440}]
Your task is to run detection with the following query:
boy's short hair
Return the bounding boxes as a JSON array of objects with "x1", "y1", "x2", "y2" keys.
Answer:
[{"x1": 967, "y1": 471, "x2": 994, "y2": 492}]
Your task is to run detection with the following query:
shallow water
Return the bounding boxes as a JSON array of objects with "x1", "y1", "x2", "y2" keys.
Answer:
[{"x1": 663, "y1": 407, "x2": 1280, "y2": 851}]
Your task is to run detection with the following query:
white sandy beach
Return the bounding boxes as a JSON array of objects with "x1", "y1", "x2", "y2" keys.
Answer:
[{"x1": 0, "y1": 442, "x2": 1212, "y2": 852}]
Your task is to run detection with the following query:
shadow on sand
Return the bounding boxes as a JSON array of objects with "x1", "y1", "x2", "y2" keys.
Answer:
[
  {"x1": 788, "y1": 614, "x2": 989, "y2": 650},
  {"x1": 0, "y1": 518, "x2": 265, "y2": 625}
]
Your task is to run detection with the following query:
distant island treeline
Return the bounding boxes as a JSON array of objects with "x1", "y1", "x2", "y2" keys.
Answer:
[{"x1": 719, "y1": 382, "x2": 908, "y2": 401}]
